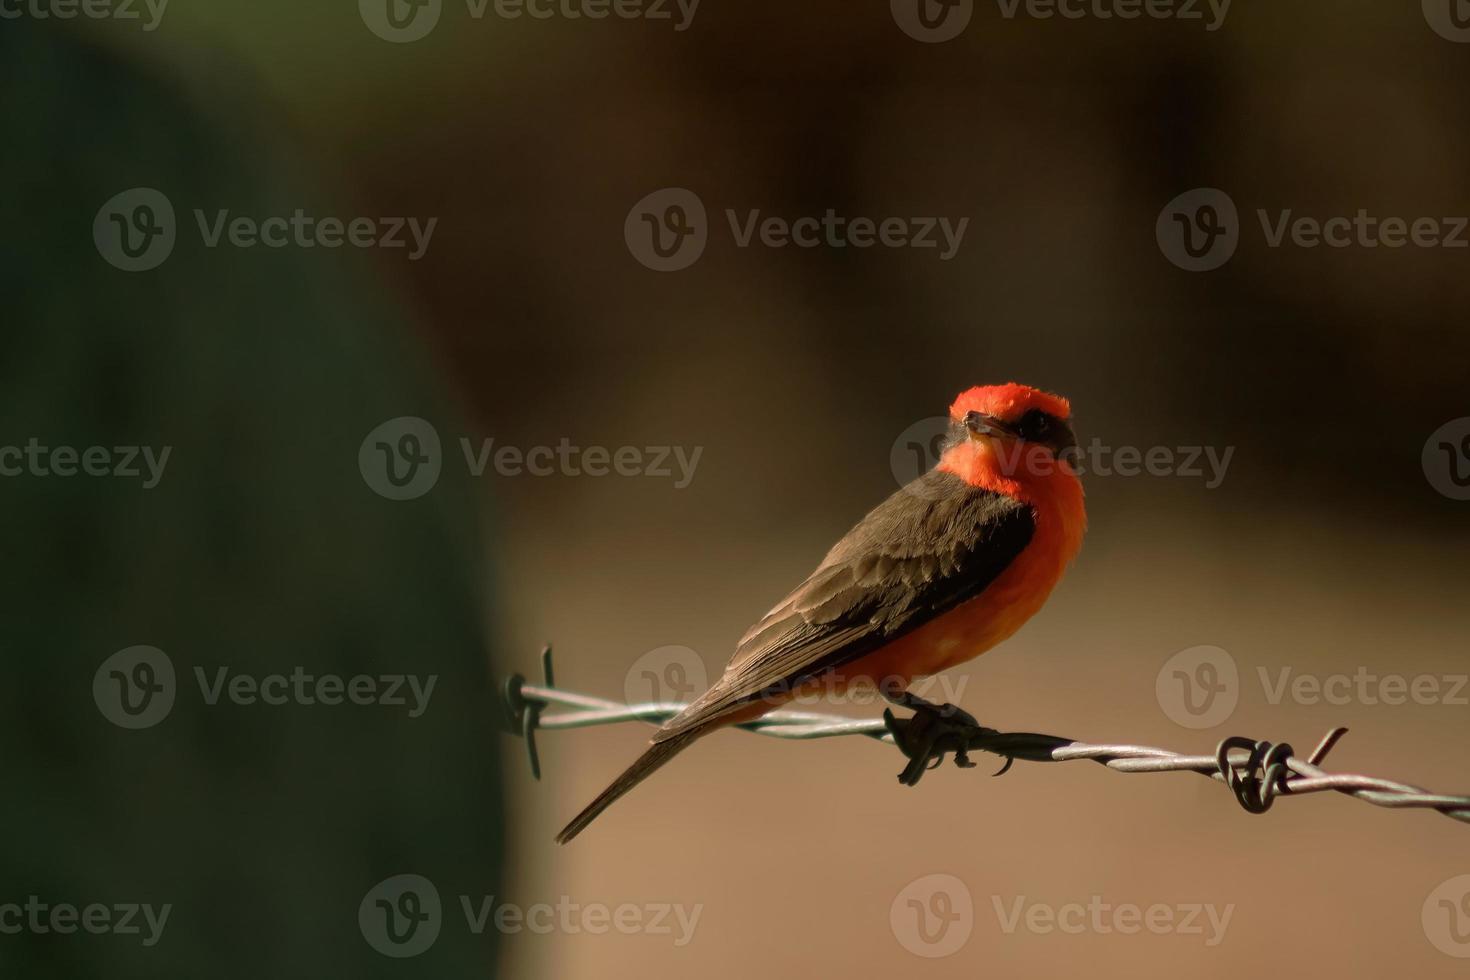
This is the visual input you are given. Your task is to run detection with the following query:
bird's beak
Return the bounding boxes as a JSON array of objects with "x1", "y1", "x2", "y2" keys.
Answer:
[{"x1": 963, "y1": 411, "x2": 1017, "y2": 441}]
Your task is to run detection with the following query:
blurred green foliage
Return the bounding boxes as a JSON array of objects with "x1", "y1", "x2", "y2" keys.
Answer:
[{"x1": 0, "y1": 22, "x2": 504, "y2": 979}]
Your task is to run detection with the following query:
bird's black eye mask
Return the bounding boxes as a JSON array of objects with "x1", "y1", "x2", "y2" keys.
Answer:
[
  {"x1": 1015, "y1": 408, "x2": 1079, "y2": 460},
  {"x1": 946, "y1": 409, "x2": 1079, "y2": 461}
]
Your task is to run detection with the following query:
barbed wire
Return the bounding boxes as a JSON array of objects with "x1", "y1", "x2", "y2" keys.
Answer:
[{"x1": 503, "y1": 647, "x2": 1470, "y2": 826}]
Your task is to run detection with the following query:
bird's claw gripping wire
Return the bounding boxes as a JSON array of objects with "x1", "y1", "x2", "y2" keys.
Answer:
[{"x1": 882, "y1": 696, "x2": 1001, "y2": 787}]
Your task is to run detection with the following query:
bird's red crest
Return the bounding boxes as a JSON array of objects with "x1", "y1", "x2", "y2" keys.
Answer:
[{"x1": 949, "y1": 383, "x2": 1071, "y2": 423}]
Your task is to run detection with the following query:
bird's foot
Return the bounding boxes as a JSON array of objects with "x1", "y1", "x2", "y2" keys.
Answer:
[{"x1": 882, "y1": 695, "x2": 995, "y2": 787}]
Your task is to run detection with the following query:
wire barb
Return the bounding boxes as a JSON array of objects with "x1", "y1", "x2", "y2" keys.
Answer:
[
  {"x1": 502, "y1": 650, "x2": 1470, "y2": 826},
  {"x1": 503, "y1": 645, "x2": 557, "y2": 780}
]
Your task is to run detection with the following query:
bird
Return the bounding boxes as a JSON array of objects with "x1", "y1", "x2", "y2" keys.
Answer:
[{"x1": 556, "y1": 382, "x2": 1087, "y2": 843}]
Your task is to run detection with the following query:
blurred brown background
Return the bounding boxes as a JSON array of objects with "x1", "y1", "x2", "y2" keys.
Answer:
[{"x1": 45, "y1": 0, "x2": 1470, "y2": 976}]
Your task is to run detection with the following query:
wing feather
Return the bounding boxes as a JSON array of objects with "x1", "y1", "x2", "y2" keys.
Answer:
[{"x1": 654, "y1": 469, "x2": 1034, "y2": 741}]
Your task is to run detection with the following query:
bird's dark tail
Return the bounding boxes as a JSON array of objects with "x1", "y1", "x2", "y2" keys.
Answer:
[{"x1": 555, "y1": 728, "x2": 703, "y2": 844}]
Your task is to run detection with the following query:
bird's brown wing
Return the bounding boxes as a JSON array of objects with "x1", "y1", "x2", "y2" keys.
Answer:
[{"x1": 654, "y1": 469, "x2": 1035, "y2": 741}]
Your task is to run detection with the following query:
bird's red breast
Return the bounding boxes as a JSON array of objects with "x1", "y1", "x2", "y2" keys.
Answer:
[{"x1": 850, "y1": 449, "x2": 1084, "y2": 686}]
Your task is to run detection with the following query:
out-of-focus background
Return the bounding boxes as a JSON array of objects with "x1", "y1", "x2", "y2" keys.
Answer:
[{"x1": 6, "y1": 1, "x2": 1470, "y2": 977}]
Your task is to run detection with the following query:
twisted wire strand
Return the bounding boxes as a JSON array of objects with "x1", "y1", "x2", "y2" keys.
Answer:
[{"x1": 504, "y1": 648, "x2": 1470, "y2": 825}]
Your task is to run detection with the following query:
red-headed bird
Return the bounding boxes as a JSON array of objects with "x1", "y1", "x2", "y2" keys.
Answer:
[{"x1": 556, "y1": 383, "x2": 1086, "y2": 843}]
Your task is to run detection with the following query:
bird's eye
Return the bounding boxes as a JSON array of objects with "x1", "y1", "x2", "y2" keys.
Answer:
[{"x1": 1020, "y1": 410, "x2": 1051, "y2": 440}]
